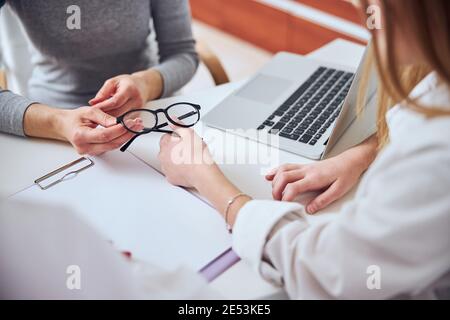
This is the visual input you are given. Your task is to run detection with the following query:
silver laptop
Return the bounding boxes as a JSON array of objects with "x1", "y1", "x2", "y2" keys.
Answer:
[{"x1": 202, "y1": 46, "x2": 377, "y2": 160}]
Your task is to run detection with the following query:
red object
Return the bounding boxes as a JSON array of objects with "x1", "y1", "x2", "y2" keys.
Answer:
[{"x1": 121, "y1": 251, "x2": 132, "y2": 259}]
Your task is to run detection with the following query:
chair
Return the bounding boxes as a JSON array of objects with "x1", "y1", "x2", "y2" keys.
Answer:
[
  {"x1": 196, "y1": 39, "x2": 230, "y2": 86},
  {"x1": 0, "y1": 68, "x2": 6, "y2": 89}
]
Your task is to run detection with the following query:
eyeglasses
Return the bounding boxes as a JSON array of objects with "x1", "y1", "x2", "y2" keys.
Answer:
[{"x1": 116, "y1": 102, "x2": 201, "y2": 152}]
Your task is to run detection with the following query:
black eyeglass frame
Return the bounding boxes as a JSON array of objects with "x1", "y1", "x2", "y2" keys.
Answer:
[{"x1": 116, "y1": 102, "x2": 201, "y2": 152}]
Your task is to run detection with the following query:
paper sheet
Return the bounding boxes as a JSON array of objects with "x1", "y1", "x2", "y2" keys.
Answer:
[{"x1": 13, "y1": 151, "x2": 232, "y2": 271}]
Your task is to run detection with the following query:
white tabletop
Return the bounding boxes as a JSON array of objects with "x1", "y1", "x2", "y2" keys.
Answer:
[{"x1": 0, "y1": 39, "x2": 365, "y2": 299}]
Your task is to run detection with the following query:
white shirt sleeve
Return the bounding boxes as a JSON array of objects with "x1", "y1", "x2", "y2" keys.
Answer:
[{"x1": 232, "y1": 125, "x2": 450, "y2": 299}]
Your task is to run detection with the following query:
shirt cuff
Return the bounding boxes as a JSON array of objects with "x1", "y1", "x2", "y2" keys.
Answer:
[
  {"x1": 232, "y1": 200, "x2": 305, "y2": 277},
  {"x1": 0, "y1": 90, "x2": 37, "y2": 136}
]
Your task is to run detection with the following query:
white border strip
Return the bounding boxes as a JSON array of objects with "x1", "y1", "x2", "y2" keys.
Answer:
[{"x1": 256, "y1": 0, "x2": 370, "y2": 42}]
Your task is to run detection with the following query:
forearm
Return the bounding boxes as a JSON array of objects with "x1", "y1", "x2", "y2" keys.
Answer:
[
  {"x1": 339, "y1": 134, "x2": 378, "y2": 173},
  {"x1": 23, "y1": 104, "x2": 66, "y2": 141},
  {"x1": 193, "y1": 165, "x2": 252, "y2": 227},
  {"x1": 151, "y1": 0, "x2": 199, "y2": 97},
  {"x1": 0, "y1": 90, "x2": 37, "y2": 136}
]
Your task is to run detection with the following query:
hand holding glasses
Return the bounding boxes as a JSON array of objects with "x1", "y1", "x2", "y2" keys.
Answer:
[{"x1": 116, "y1": 102, "x2": 201, "y2": 152}]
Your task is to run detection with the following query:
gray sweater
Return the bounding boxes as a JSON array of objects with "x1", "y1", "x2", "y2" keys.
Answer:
[{"x1": 0, "y1": 0, "x2": 198, "y2": 136}]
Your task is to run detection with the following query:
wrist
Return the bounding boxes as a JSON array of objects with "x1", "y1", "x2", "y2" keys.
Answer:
[
  {"x1": 131, "y1": 69, "x2": 163, "y2": 101},
  {"x1": 24, "y1": 104, "x2": 67, "y2": 141},
  {"x1": 191, "y1": 163, "x2": 224, "y2": 191},
  {"x1": 341, "y1": 140, "x2": 377, "y2": 173},
  {"x1": 52, "y1": 108, "x2": 71, "y2": 141},
  {"x1": 195, "y1": 164, "x2": 251, "y2": 225},
  {"x1": 227, "y1": 195, "x2": 252, "y2": 228},
  {"x1": 188, "y1": 162, "x2": 251, "y2": 229}
]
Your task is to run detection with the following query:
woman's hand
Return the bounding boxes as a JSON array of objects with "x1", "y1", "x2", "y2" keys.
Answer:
[
  {"x1": 266, "y1": 135, "x2": 378, "y2": 214},
  {"x1": 158, "y1": 126, "x2": 250, "y2": 227},
  {"x1": 24, "y1": 104, "x2": 142, "y2": 156},
  {"x1": 158, "y1": 125, "x2": 217, "y2": 188},
  {"x1": 89, "y1": 69, "x2": 163, "y2": 117},
  {"x1": 266, "y1": 158, "x2": 362, "y2": 214},
  {"x1": 58, "y1": 106, "x2": 143, "y2": 156}
]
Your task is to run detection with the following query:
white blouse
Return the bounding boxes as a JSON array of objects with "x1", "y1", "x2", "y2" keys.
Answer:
[{"x1": 232, "y1": 72, "x2": 450, "y2": 299}]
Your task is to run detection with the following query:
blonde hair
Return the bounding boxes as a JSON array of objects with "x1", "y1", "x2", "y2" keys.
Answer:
[{"x1": 357, "y1": 0, "x2": 450, "y2": 147}]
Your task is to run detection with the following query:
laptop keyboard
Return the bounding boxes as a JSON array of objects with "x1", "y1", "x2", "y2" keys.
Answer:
[{"x1": 257, "y1": 66, "x2": 354, "y2": 146}]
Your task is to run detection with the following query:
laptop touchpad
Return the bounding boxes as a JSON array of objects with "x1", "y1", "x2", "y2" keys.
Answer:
[{"x1": 236, "y1": 74, "x2": 292, "y2": 104}]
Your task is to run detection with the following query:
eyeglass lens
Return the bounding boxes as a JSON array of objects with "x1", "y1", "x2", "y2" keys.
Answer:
[
  {"x1": 122, "y1": 104, "x2": 199, "y2": 133},
  {"x1": 166, "y1": 103, "x2": 199, "y2": 126}
]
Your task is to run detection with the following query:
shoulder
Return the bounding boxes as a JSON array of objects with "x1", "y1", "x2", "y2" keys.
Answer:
[
  {"x1": 369, "y1": 108, "x2": 450, "y2": 192},
  {"x1": 387, "y1": 72, "x2": 450, "y2": 155},
  {"x1": 361, "y1": 114, "x2": 450, "y2": 226},
  {"x1": 385, "y1": 113, "x2": 450, "y2": 174}
]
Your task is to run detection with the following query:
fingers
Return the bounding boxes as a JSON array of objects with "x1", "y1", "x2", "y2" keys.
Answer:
[
  {"x1": 89, "y1": 96, "x2": 106, "y2": 106},
  {"x1": 92, "y1": 93, "x2": 130, "y2": 112},
  {"x1": 93, "y1": 79, "x2": 143, "y2": 113},
  {"x1": 74, "y1": 114, "x2": 140, "y2": 146},
  {"x1": 84, "y1": 107, "x2": 117, "y2": 127},
  {"x1": 158, "y1": 134, "x2": 178, "y2": 175},
  {"x1": 73, "y1": 127, "x2": 134, "y2": 155},
  {"x1": 281, "y1": 180, "x2": 315, "y2": 202},
  {"x1": 124, "y1": 118, "x2": 144, "y2": 132},
  {"x1": 306, "y1": 181, "x2": 343, "y2": 214},
  {"x1": 265, "y1": 163, "x2": 302, "y2": 181},
  {"x1": 86, "y1": 131, "x2": 135, "y2": 156},
  {"x1": 168, "y1": 121, "x2": 193, "y2": 139},
  {"x1": 271, "y1": 169, "x2": 306, "y2": 200},
  {"x1": 88, "y1": 118, "x2": 143, "y2": 144},
  {"x1": 69, "y1": 106, "x2": 143, "y2": 155},
  {"x1": 90, "y1": 79, "x2": 117, "y2": 105},
  {"x1": 74, "y1": 124, "x2": 128, "y2": 145},
  {"x1": 159, "y1": 133, "x2": 172, "y2": 148},
  {"x1": 106, "y1": 99, "x2": 137, "y2": 118}
]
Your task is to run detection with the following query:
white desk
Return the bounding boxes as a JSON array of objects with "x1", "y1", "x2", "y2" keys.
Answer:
[{"x1": 0, "y1": 39, "x2": 365, "y2": 299}]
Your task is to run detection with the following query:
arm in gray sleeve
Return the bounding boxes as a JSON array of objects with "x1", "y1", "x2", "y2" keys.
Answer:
[
  {"x1": 150, "y1": 0, "x2": 199, "y2": 97},
  {"x1": 0, "y1": 89, "x2": 36, "y2": 136}
]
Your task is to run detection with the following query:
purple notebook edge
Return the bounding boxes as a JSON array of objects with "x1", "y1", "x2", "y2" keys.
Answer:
[{"x1": 199, "y1": 248, "x2": 241, "y2": 282}]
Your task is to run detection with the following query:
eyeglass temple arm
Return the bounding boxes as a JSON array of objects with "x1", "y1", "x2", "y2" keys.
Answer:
[
  {"x1": 119, "y1": 108, "x2": 199, "y2": 151},
  {"x1": 120, "y1": 134, "x2": 140, "y2": 152},
  {"x1": 152, "y1": 129, "x2": 174, "y2": 134},
  {"x1": 120, "y1": 129, "x2": 175, "y2": 152}
]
